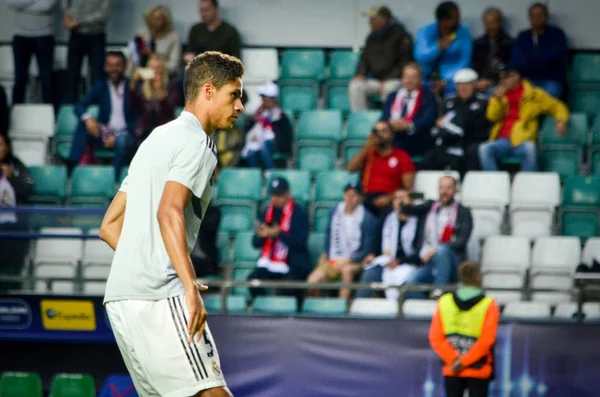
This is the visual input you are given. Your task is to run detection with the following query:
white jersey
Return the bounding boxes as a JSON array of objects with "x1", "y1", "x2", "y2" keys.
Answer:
[{"x1": 104, "y1": 111, "x2": 217, "y2": 303}]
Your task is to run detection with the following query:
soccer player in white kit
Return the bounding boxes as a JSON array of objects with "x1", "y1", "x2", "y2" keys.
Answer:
[{"x1": 99, "y1": 51, "x2": 243, "y2": 397}]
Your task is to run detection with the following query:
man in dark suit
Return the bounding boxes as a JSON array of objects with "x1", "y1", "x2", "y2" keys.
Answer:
[
  {"x1": 67, "y1": 51, "x2": 137, "y2": 179},
  {"x1": 381, "y1": 62, "x2": 438, "y2": 158}
]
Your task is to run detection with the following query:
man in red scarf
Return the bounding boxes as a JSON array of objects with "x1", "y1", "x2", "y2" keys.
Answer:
[{"x1": 247, "y1": 177, "x2": 311, "y2": 298}]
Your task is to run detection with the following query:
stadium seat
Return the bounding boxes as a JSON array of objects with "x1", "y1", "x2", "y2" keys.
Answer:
[
  {"x1": 302, "y1": 297, "x2": 347, "y2": 315},
  {"x1": 216, "y1": 168, "x2": 262, "y2": 207},
  {"x1": 327, "y1": 50, "x2": 360, "y2": 84},
  {"x1": 530, "y1": 237, "x2": 581, "y2": 304},
  {"x1": 82, "y1": 228, "x2": 114, "y2": 266},
  {"x1": 312, "y1": 207, "x2": 332, "y2": 232},
  {"x1": 218, "y1": 205, "x2": 255, "y2": 235},
  {"x1": 308, "y1": 232, "x2": 325, "y2": 267},
  {"x1": 232, "y1": 267, "x2": 254, "y2": 299},
  {"x1": 582, "y1": 237, "x2": 600, "y2": 267},
  {"x1": 68, "y1": 166, "x2": 115, "y2": 206},
  {"x1": 570, "y1": 53, "x2": 600, "y2": 85},
  {"x1": 326, "y1": 86, "x2": 351, "y2": 115},
  {"x1": 252, "y1": 296, "x2": 298, "y2": 315},
  {"x1": 81, "y1": 264, "x2": 110, "y2": 295},
  {"x1": 481, "y1": 236, "x2": 530, "y2": 304},
  {"x1": 279, "y1": 49, "x2": 325, "y2": 83},
  {"x1": 349, "y1": 298, "x2": 398, "y2": 318},
  {"x1": 554, "y1": 302, "x2": 600, "y2": 323},
  {"x1": 11, "y1": 140, "x2": 46, "y2": 166},
  {"x1": 241, "y1": 48, "x2": 279, "y2": 84},
  {"x1": 217, "y1": 232, "x2": 231, "y2": 265},
  {"x1": 542, "y1": 151, "x2": 580, "y2": 179},
  {"x1": 280, "y1": 86, "x2": 318, "y2": 116},
  {"x1": 296, "y1": 110, "x2": 343, "y2": 148},
  {"x1": 589, "y1": 117, "x2": 600, "y2": 174},
  {"x1": 204, "y1": 295, "x2": 247, "y2": 314},
  {"x1": 9, "y1": 104, "x2": 55, "y2": 139},
  {"x1": 265, "y1": 170, "x2": 311, "y2": 206},
  {"x1": 570, "y1": 90, "x2": 600, "y2": 120},
  {"x1": 414, "y1": 170, "x2": 461, "y2": 201},
  {"x1": 402, "y1": 299, "x2": 438, "y2": 320},
  {"x1": 462, "y1": 171, "x2": 509, "y2": 241},
  {"x1": 28, "y1": 166, "x2": 68, "y2": 205},
  {"x1": 313, "y1": 171, "x2": 358, "y2": 229},
  {"x1": 510, "y1": 172, "x2": 561, "y2": 238},
  {"x1": 502, "y1": 301, "x2": 551, "y2": 321},
  {"x1": 0, "y1": 372, "x2": 42, "y2": 397},
  {"x1": 49, "y1": 373, "x2": 95, "y2": 397},
  {"x1": 55, "y1": 105, "x2": 79, "y2": 139},
  {"x1": 233, "y1": 232, "x2": 260, "y2": 267},
  {"x1": 539, "y1": 113, "x2": 588, "y2": 148},
  {"x1": 343, "y1": 146, "x2": 362, "y2": 164},
  {"x1": 561, "y1": 212, "x2": 599, "y2": 241},
  {"x1": 33, "y1": 227, "x2": 83, "y2": 293},
  {"x1": 296, "y1": 146, "x2": 336, "y2": 176},
  {"x1": 341, "y1": 110, "x2": 381, "y2": 160},
  {"x1": 560, "y1": 176, "x2": 600, "y2": 241},
  {"x1": 0, "y1": 45, "x2": 14, "y2": 81}
]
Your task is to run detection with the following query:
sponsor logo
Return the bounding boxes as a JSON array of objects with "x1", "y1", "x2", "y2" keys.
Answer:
[
  {"x1": 40, "y1": 300, "x2": 96, "y2": 331},
  {"x1": 0, "y1": 299, "x2": 32, "y2": 329}
]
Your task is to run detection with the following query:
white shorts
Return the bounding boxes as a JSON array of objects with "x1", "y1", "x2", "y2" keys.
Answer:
[{"x1": 106, "y1": 294, "x2": 228, "y2": 397}]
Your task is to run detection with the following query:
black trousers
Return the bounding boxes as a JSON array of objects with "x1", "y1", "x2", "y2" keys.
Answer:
[
  {"x1": 12, "y1": 35, "x2": 55, "y2": 105},
  {"x1": 66, "y1": 31, "x2": 106, "y2": 103},
  {"x1": 444, "y1": 376, "x2": 490, "y2": 397}
]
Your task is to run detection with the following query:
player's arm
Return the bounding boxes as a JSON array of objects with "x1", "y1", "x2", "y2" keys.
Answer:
[{"x1": 99, "y1": 191, "x2": 127, "y2": 251}]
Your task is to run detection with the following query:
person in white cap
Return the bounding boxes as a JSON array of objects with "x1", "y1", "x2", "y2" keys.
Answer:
[
  {"x1": 420, "y1": 68, "x2": 490, "y2": 173},
  {"x1": 241, "y1": 81, "x2": 292, "y2": 169}
]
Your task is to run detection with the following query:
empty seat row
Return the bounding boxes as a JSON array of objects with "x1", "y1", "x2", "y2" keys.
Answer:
[{"x1": 0, "y1": 371, "x2": 95, "y2": 397}]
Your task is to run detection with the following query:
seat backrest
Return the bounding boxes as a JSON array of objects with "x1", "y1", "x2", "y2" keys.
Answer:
[
  {"x1": 35, "y1": 227, "x2": 83, "y2": 264},
  {"x1": 308, "y1": 232, "x2": 325, "y2": 266},
  {"x1": 252, "y1": 296, "x2": 298, "y2": 314},
  {"x1": 0, "y1": 45, "x2": 14, "y2": 77},
  {"x1": 503, "y1": 301, "x2": 551, "y2": 320},
  {"x1": 241, "y1": 48, "x2": 278, "y2": 83},
  {"x1": 302, "y1": 297, "x2": 347, "y2": 315},
  {"x1": 314, "y1": 171, "x2": 358, "y2": 203},
  {"x1": 0, "y1": 372, "x2": 42, "y2": 397},
  {"x1": 11, "y1": 140, "x2": 46, "y2": 166},
  {"x1": 461, "y1": 171, "x2": 510, "y2": 208},
  {"x1": 531, "y1": 236, "x2": 581, "y2": 271},
  {"x1": 49, "y1": 373, "x2": 95, "y2": 397},
  {"x1": 414, "y1": 170, "x2": 461, "y2": 201},
  {"x1": 402, "y1": 299, "x2": 438, "y2": 320},
  {"x1": 571, "y1": 90, "x2": 600, "y2": 121},
  {"x1": 233, "y1": 232, "x2": 260, "y2": 265},
  {"x1": 266, "y1": 170, "x2": 311, "y2": 205},
  {"x1": 70, "y1": 166, "x2": 115, "y2": 200},
  {"x1": 296, "y1": 146, "x2": 336, "y2": 175},
  {"x1": 540, "y1": 113, "x2": 588, "y2": 146},
  {"x1": 217, "y1": 168, "x2": 262, "y2": 202},
  {"x1": 510, "y1": 172, "x2": 561, "y2": 210},
  {"x1": 570, "y1": 53, "x2": 600, "y2": 83},
  {"x1": 280, "y1": 86, "x2": 318, "y2": 114},
  {"x1": 349, "y1": 298, "x2": 398, "y2": 318},
  {"x1": 29, "y1": 166, "x2": 67, "y2": 201},
  {"x1": 345, "y1": 111, "x2": 382, "y2": 141},
  {"x1": 297, "y1": 110, "x2": 343, "y2": 143},
  {"x1": 82, "y1": 229, "x2": 114, "y2": 265},
  {"x1": 328, "y1": 50, "x2": 360, "y2": 81},
  {"x1": 9, "y1": 104, "x2": 55, "y2": 138},
  {"x1": 482, "y1": 236, "x2": 531, "y2": 271},
  {"x1": 56, "y1": 105, "x2": 79, "y2": 137},
  {"x1": 554, "y1": 302, "x2": 600, "y2": 322},
  {"x1": 280, "y1": 49, "x2": 325, "y2": 81},
  {"x1": 562, "y1": 175, "x2": 600, "y2": 207},
  {"x1": 582, "y1": 237, "x2": 600, "y2": 266}
]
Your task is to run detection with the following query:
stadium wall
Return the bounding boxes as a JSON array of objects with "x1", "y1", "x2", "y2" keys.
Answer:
[{"x1": 0, "y1": 0, "x2": 597, "y2": 50}]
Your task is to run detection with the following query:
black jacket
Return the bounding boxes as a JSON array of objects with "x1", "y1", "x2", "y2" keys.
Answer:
[
  {"x1": 245, "y1": 111, "x2": 294, "y2": 155},
  {"x1": 472, "y1": 31, "x2": 514, "y2": 83},
  {"x1": 434, "y1": 93, "x2": 490, "y2": 150},
  {"x1": 394, "y1": 212, "x2": 428, "y2": 266},
  {"x1": 3, "y1": 156, "x2": 33, "y2": 205}
]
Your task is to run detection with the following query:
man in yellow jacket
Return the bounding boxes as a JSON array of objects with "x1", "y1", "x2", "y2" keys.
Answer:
[
  {"x1": 429, "y1": 261, "x2": 499, "y2": 397},
  {"x1": 478, "y1": 67, "x2": 569, "y2": 171}
]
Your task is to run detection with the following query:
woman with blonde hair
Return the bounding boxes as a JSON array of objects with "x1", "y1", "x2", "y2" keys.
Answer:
[{"x1": 128, "y1": 4, "x2": 182, "y2": 76}]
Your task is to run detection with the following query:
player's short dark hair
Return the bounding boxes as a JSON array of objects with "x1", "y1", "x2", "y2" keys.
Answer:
[
  {"x1": 458, "y1": 261, "x2": 480, "y2": 286},
  {"x1": 201, "y1": 0, "x2": 219, "y2": 8},
  {"x1": 183, "y1": 51, "x2": 244, "y2": 104},
  {"x1": 436, "y1": 1, "x2": 459, "y2": 20},
  {"x1": 106, "y1": 50, "x2": 126, "y2": 64},
  {"x1": 529, "y1": 2, "x2": 548, "y2": 15}
]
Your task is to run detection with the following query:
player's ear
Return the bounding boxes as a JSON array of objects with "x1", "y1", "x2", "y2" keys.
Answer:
[{"x1": 202, "y1": 83, "x2": 214, "y2": 100}]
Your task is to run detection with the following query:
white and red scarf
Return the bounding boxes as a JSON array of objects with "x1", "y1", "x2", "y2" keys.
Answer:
[
  {"x1": 390, "y1": 88, "x2": 423, "y2": 121},
  {"x1": 428, "y1": 201, "x2": 459, "y2": 243},
  {"x1": 257, "y1": 199, "x2": 295, "y2": 273},
  {"x1": 241, "y1": 106, "x2": 281, "y2": 157}
]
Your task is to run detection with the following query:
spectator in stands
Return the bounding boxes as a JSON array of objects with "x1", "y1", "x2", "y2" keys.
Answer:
[
  {"x1": 213, "y1": 91, "x2": 249, "y2": 168},
  {"x1": 0, "y1": 135, "x2": 33, "y2": 205},
  {"x1": 382, "y1": 62, "x2": 437, "y2": 158},
  {"x1": 404, "y1": 176, "x2": 473, "y2": 299},
  {"x1": 0, "y1": 86, "x2": 8, "y2": 136},
  {"x1": 347, "y1": 120, "x2": 415, "y2": 217},
  {"x1": 429, "y1": 262, "x2": 499, "y2": 397},
  {"x1": 242, "y1": 82, "x2": 293, "y2": 170},
  {"x1": 128, "y1": 54, "x2": 180, "y2": 146},
  {"x1": 184, "y1": 0, "x2": 241, "y2": 65},
  {"x1": 479, "y1": 67, "x2": 569, "y2": 172},
  {"x1": 414, "y1": 1, "x2": 472, "y2": 95},
  {"x1": 62, "y1": 0, "x2": 111, "y2": 103},
  {"x1": 191, "y1": 203, "x2": 221, "y2": 277},
  {"x1": 307, "y1": 182, "x2": 378, "y2": 299},
  {"x1": 8, "y1": 0, "x2": 57, "y2": 106},
  {"x1": 421, "y1": 68, "x2": 490, "y2": 173},
  {"x1": 248, "y1": 177, "x2": 311, "y2": 298},
  {"x1": 511, "y1": 3, "x2": 568, "y2": 98},
  {"x1": 356, "y1": 189, "x2": 427, "y2": 299},
  {"x1": 348, "y1": 5, "x2": 414, "y2": 111},
  {"x1": 127, "y1": 5, "x2": 182, "y2": 78},
  {"x1": 67, "y1": 51, "x2": 137, "y2": 180},
  {"x1": 472, "y1": 7, "x2": 513, "y2": 95}
]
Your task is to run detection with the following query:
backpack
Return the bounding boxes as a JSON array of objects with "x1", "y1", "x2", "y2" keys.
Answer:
[{"x1": 98, "y1": 375, "x2": 138, "y2": 397}]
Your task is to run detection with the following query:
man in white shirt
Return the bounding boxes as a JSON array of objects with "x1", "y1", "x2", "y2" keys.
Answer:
[{"x1": 100, "y1": 51, "x2": 243, "y2": 397}]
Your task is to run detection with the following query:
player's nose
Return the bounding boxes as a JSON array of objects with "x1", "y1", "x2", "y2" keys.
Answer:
[{"x1": 235, "y1": 99, "x2": 244, "y2": 113}]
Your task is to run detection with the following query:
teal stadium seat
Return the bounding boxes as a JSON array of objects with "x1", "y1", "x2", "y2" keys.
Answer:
[
  {"x1": 233, "y1": 232, "x2": 261, "y2": 267},
  {"x1": 327, "y1": 50, "x2": 360, "y2": 84},
  {"x1": 218, "y1": 205, "x2": 255, "y2": 235},
  {"x1": 313, "y1": 207, "x2": 332, "y2": 232},
  {"x1": 49, "y1": 373, "x2": 95, "y2": 397},
  {"x1": 589, "y1": 117, "x2": 600, "y2": 174},
  {"x1": 0, "y1": 372, "x2": 42, "y2": 397},
  {"x1": 265, "y1": 170, "x2": 311, "y2": 206},
  {"x1": 118, "y1": 166, "x2": 128, "y2": 186},
  {"x1": 203, "y1": 295, "x2": 247, "y2": 314},
  {"x1": 297, "y1": 110, "x2": 343, "y2": 147},
  {"x1": 67, "y1": 166, "x2": 115, "y2": 206},
  {"x1": 308, "y1": 232, "x2": 326, "y2": 266},
  {"x1": 342, "y1": 110, "x2": 381, "y2": 161},
  {"x1": 570, "y1": 53, "x2": 600, "y2": 86},
  {"x1": 313, "y1": 171, "x2": 358, "y2": 231},
  {"x1": 296, "y1": 147, "x2": 336, "y2": 176},
  {"x1": 28, "y1": 166, "x2": 67, "y2": 205},
  {"x1": 252, "y1": 296, "x2": 298, "y2": 315},
  {"x1": 540, "y1": 114, "x2": 587, "y2": 179},
  {"x1": 326, "y1": 86, "x2": 351, "y2": 115},
  {"x1": 569, "y1": 90, "x2": 600, "y2": 120},
  {"x1": 302, "y1": 297, "x2": 347, "y2": 315},
  {"x1": 55, "y1": 105, "x2": 99, "y2": 160},
  {"x1": 232, "y1": 267, "x2": 254, "y2": 299},
  {"x1": 560, "y1": 176, "x2": 600, "y2": 241},
  {"x1": 216, "y1": 168, "x2": 262, "y2": 207},
  {"x1": 279, "y1": 49, "x2": 326, "y2": 83},
  {"x1": 280, "y1": 86, "x2": 318, "y2": 116}
]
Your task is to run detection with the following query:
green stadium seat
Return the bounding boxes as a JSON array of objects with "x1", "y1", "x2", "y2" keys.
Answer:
[
  {"x1": 265, "y1": 170, "x2": 311, "y2": 206},
  {"x1": 49, "y1": 373, "x2": 95, "y2": 397},
  {"x1": 343, "y1": 146, "x2": 361, "y2": 164},
  {"x1": 216, "y1": 168, "x2": 262, "y2": 207},
  {"x1": 297, "y1": 110, "x2": 343, "y2": 147},
  {"x1": 541, "y1": 151, "x2": 579, "y2": 179},
  {"x1": 560, "y1": 175, "x2": 600, "y2": 242},
  {"x1": 570, "y1": 54, "x2": 600, "y2": 85},
  {"x1": 279, "y1": 49, "x2": 325, "y2": 83},
  {"x1": 313, "y1": 207, "x2": 332, "y2": 232},
  {"x1": 561, "y1": 211, "x2": 599, "y2": 242},
  {"x1": 326, "y1": 86, "x2": 351, "y2": 115},
  {"x1": 204, "y1": 295, "x2": 247, "y2": 313},
  {"x1": 296, "y1": 146, "x2": 336, "y2": 175},
  {"x1": 562, "y1": 176, "x2": 600, "y2": 207},
  {"x1": 55, "y1": 105, "x2": 79, "y2": 139},
  {"x1": 56, "y1": 141, "x2": 72, "y2": 160},
  {"x1": 68, "y1": 166, "x2": 115, "y2": 206},
  {"x1": 302, "y1": 297, "x2": 347, "y2": 315},
  {"x1": 342, "y1": 110, "x2": 381, "y2": 162},
  {"x1": 218, "y1": 205, "x2": 255, "y2": 235},
  {"x1": 232, "y1": 267, "x2": 254, "y2": 299},
  {"x1": 308, "y1": 232, "x2": 326, "y2": 266},
  {"x1": 233, "y1": 232, "x2": 260, "y2": 267},
  {"x1": 589, "y1": 117, "x2": 600, "y2": 174},
  {"x1": 28, "y1": 166, "x2": 67, "y2": 205},
  {"x1": 314, "y1": 171, "x2": 359, "y2": 203},
  {"x1": 327, "y1": 50, "x2": 360, "y2": 84},
  {"x1": 217, "y1": 231, "x2": 231, "y2": 265},
  {"x1": 0, "y1": 372, "x2": 42, "y2": 397},
  {"x1": 118, "y1": 166, "x2": 128, "y2": 186},
  {"x1": 539, "y1": 113, "x2": 588, "y2": 147},
  {"x1": 252, "y1": 296, "x2": 298, "y2": 314},
  {"x1": 280, "y1": 86, "x2": 318, "y2": 116},
  {"x1": 569, "y1": 90, "x2": 600, "y2": 120}
]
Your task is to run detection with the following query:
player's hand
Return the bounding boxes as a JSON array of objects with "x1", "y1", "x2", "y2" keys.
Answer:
[
  {"x1": 386, "y1": 259, "x2": 399, "y2": 269},
  {"x1": 85, "y1": 118, "x2": 100, "y2": 138},
  {"x1": 451, "y1": 357, "x2": 464, "y2": 373},
  {"x1": 185, "y1": 285, "x2": 208, "y2": 344}
]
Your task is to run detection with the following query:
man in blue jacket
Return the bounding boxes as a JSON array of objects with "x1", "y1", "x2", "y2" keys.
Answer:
[
  {"x1": 307, "y1": 181, "x2": 378, "y2": 299},
  {"x1": 248, "y1": 177, "x2": 311, "y2": 298},
  {"x1": 510, "y1": 2, "x2": 567, "y2": 98},
  {"x1": 67, "y1": 51, "x2": 137, "y2": 180},
  {"x1": 414, "y1": 1, "x2": 472, "y2": 95}
]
